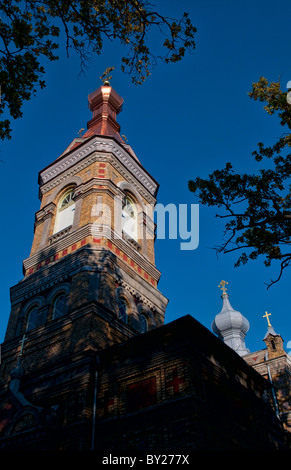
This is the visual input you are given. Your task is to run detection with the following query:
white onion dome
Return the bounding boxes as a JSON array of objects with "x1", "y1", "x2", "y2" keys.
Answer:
[{"x1": 212, "y1": 282, "x2": 250, "y2": 356}]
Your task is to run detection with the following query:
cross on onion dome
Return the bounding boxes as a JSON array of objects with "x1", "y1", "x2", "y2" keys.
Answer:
[{"x1": 218, "y1": 280, "x2": 228, "y2": 295}]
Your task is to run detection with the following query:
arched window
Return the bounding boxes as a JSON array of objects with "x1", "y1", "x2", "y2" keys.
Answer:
[
  {"x1": 122, "y1": 195, "x2": 137, "y2": 241},
  {"x1": 52, "y1": 293, "x2": 66, "y2": 319},
  {"x1": 26, "y1": 306, "x2": 39, "y2": 331},
  {"x1": 54, "y1": 189, "x2": 75, "y2": 234},
  {"x1": 140, "y1": 314, "x2": 148, "y2": 333},
  {"x1": 118, "y1": 298, "x2": 128, "y2": 324}
]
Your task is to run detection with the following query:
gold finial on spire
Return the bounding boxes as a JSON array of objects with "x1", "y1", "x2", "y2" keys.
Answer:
[
  {"x1": 218, "y1": 280, "x2": 228, "y2": 294},
  {"x1": 100, "y1": 66, "x2": 115, "y2": 86},
  {"x1": 263, "y1": 311, "x2": 272, "y2": 327}
]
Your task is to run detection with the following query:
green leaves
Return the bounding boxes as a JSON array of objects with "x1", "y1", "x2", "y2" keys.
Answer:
[
  {"x1": 0, "y1": 1, "x2": 60, "y2": 139},
  {"x1": 249, "y1": 76, "x2": 291, "y2": 130},
  {"x1": 188, "y1": 79, "x2": 291, "y2": 287},
  {"x1": 0, "y1": 0, "x2": 197, "y2": 139}
]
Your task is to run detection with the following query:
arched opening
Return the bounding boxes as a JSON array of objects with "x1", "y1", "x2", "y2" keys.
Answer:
[
  {"x1": 271, "y1": 339, "x2": 276, "y2": 350},
  {"x1": 52, "y1": 293, "x2": 66, "y2": 319},
  {"x1": 54, "y1": 188, "x2": 75, "y2": 234},
  {"x1": 140, "y1": 314, "x2": 148, "y2": 333},
  {"x1": 122, "y1": 194, "x2": 138, "y2": 241},
  {"x1": 26, "y1": 306, "x2": 39, "y2": 331},
  {"x1": 118, "y1": 297, "x2": 128, "y2": 324}
]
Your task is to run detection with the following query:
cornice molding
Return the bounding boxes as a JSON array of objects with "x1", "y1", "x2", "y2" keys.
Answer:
[
  {"x1": 14, "y1": 247, "x2": 167, "y2": 315},
  {"x1": 39, "y1": 136, "x2": 158, "y2": 199},
  {"x1": 23, "y1": 223, "x2": 161, "y2": 280},
  {"x1": 73, "y1": 177, "x2": 119, "y2": 201},
  {"x1": 40, "y1": 152, "x2": 156, "y2": 205},
  {"x1": 35, "y1": 202, "x2": 56, "y2": 226}
]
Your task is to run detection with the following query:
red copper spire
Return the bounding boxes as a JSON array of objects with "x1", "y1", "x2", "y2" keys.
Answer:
[
  {"x1": 82, "y1": 82, "x2": 124, "y2": 143},
  {"x1": 58, "y1": 81, "x2": 140, "y2": 162}
]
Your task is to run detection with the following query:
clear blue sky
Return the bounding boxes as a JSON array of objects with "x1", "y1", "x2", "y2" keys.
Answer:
[{"x1": 1, "y1": 0, "x2": 291, "y2": 355}]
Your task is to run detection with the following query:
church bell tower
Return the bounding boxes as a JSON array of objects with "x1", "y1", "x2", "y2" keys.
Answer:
[
  {"x1": 6, "y1": 81, "x2": 167, "y2": 343},
  {"x1": 0, "y1": 81, "x2": 168, "y2": 449}
]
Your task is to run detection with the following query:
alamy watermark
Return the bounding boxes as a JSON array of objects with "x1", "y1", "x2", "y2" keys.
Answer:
[
  {"x1": 91, "y1": 197, "x2": 199, "y2": 251},
  {"x1": 154, "y1": 203, "x2": 199, "y2": 250}
]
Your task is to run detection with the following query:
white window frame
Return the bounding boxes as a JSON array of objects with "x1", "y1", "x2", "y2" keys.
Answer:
[
  {"x1": 54, "y1": 189, "x2": 75, "y2": 234},
  {"x1": 122, "y1": 195, "x2": 138, "y2": 241}
]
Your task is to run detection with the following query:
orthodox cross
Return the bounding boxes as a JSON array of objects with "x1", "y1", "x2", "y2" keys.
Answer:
[
  {"x1": 263, "y1": 311, "x2": 272, "y2": 327},
  {"x1": 218, "y1": 280, "x2": 228, "y2": 294}
]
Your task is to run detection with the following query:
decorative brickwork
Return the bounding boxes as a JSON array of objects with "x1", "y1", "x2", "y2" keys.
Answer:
[
  {"x1": 244, "y1": 328, "x2": 291, "y2": 433},
  {"x1": 0, "y1": 83, "x2": 289, "y2": 452},
  {"x1": 93, "y1": 316, "x2": 289, "y2": 451}
]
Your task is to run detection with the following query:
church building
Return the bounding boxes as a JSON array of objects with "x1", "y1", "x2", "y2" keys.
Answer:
[
  {"x1": 0, "y1": 81, "x2": 290, "y2": 451},
  {"x1": 244, "y1": 312, "x2": 291, "y2": 434},
  {"x1": 212, "y1": 281, "x2": 291, "y2": 434}
]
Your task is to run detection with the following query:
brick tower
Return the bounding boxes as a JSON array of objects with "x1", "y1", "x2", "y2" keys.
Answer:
[
  {"x1": 2, "y1": 82, "x2": 287, "y2": 453},
  {"x1": 0, "y1": 81, "x2": 168, "y2": 449}
]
